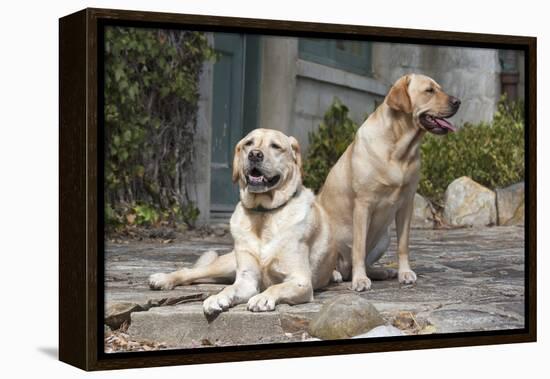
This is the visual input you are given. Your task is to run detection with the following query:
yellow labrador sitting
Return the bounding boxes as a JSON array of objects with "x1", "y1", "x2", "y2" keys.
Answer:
[
  {"x1": 319, "y1": 74, "x2": 460, "y2": 291},
  {"x1": 149, "y1": 129, "x2": 337, "y2": 314}
]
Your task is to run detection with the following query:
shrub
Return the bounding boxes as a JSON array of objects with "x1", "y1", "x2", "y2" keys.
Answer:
[
  {"x1": 302, "y1": 98, "x2": 360, "y2": 192},
  {"x1": 104, "y1": 27, "x2": 216, "y2": 228},
  {"x1": 418, "y1": 98, "x2": 524, "y2": 203},
  {"x1": 302, "y1": 97, "x2": 525, "y2": 203}
]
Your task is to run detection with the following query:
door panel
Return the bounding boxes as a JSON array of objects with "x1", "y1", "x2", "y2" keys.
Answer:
[{"x1": 210, "y1": 34, "x2": 245, "y2": 213}]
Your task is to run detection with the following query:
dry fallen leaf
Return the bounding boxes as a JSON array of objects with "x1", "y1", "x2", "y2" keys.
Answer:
[
  {"x1": 104, "y1": 330, "x2": 171, "y2": 353},
  {"x1": 393, "y1": 311, "x2": 417, "y2": 330},
  {"x1": 419, "y1": 324, "x2": 437, "y2": 335},
  {"x1": 126, "y1": 214, "x2": 136, "y2": 225}
]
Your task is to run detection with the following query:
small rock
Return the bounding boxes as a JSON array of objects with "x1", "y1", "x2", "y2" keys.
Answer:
[
  {"x1": 105, "y1": 302, "x2": 147, "y2": 330},
  {"x1": 308, "y1": 294, "x2": 385, "y2": 340},
  {"x1": 176, "y1": 223, "x2": 189, "y2": 233},
  {"x1": 443, "y1": 176, "x2": 496, "y2": 226},
  {"x1": 148, "y1": 228, "x2": 176, "y2": 240},
  {"x1": 496, "y1": 182, "x2": 524, "y2": 226},
  {"x1": 213, "y1": 228, "x2": 226, "y2": 237},
  {"x1": 352, "y1": 325, "x2": 405, "y2": 338},
  {"x1": 211, "y1": 223, "x2": 229, "y2": 237},
  {"x1": 412, "y1": 193, "x2": 434, "y2": 228}
]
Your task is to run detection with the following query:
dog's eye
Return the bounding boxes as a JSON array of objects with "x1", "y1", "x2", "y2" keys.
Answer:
[
  {"x1": 244, "y1": 140, "x2": 253, "y2": 147},
  {"x1": 425, "y1": 88, "x2": 435, "y2": 93},
  {"x1": 270, "y1": 143, "x2": 281, "y2": 150}
]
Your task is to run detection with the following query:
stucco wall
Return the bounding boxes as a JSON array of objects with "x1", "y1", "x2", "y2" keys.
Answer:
[
  {"x1": 258, "y1": 36, "x2": 299, "y2": 136},
  {"x1": 291, "y1": 60, "x2": 387, "y2": 152},
  {"x1": 259, "y1": 39, "x2": 387, "y2": 152},
  {"x1": 259, "y1": 39, "x2": 513, "y2": 151},
  {"x1": 188, "y1": 35, "x2": 214, "y2": 224}
]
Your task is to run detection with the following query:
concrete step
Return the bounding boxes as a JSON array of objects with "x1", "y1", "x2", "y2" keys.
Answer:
[{"x1": 128, "y1": 302, "x2": 322, "y2": 348}]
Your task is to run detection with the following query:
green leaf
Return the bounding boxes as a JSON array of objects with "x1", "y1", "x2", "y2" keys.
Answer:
[{"x1": 104, "y1": 26, "x2": 216, "y2": 227}]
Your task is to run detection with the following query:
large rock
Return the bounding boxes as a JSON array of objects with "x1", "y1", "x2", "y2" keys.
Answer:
[
  {"x1": 443, "y1": 177, "x2": 496, "y2": 226},
  {"x1": 412, "y1": 193, "x2": 434, "y2": 228},
  {"x1": 308, "y1": 294, "x2": 385, "y2": 340},
  {"x1": 496, "y1": 182, "x2": 524, "y2": 226}
]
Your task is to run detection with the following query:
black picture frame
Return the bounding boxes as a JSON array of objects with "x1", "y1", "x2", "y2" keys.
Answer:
[{"x1": 59, "y1": 7, "x2": 537, "y2": 371}]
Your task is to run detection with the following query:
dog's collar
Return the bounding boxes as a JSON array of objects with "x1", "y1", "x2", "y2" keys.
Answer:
[{"x1": 246, "y1": 189, "x2": 299, "y2": 213}]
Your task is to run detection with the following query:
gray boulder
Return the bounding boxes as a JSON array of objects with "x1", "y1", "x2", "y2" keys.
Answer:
[
  {"x1": 412, "y1": 193, "x2": 434, "y2": 228},
  {"x1": 496, "y1": 182, "x2": 524, "y2": 226},
  {"x1": 308, "y1": 294, "x2": 385, "y2": 340},
  {"x1": 443, "y1": 177, "x2": 497, "y2": 226}
]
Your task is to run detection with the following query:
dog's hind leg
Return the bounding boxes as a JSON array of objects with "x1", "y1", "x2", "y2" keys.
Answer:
[
  {"x1": 149, "y1": 251, "x2": 237, "y2": 290},
  {"x1": 365, "y1": 230, "x2": 397, "y2": 280},
  {"x1": 335, "y1": 250, "x2": 352, "y2": 281},
  {"x1": 194, "y1": 250, "x2": 220, "y2": 267}
]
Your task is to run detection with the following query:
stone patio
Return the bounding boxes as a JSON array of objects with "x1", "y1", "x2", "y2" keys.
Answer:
[{"x1": 104, "y1": 225, "x2": 525, "y2": 350}]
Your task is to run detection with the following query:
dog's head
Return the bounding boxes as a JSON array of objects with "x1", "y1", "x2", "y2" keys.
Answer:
[
  {"x1": 385, "y1": 74, "x2": 461, "y2": 135},
  {"x1": 232, "y1": 128, "x2": 303, "y2": 209}
]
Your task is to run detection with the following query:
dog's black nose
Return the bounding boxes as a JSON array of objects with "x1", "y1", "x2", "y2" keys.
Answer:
[
  {"x1": 449, "y1": 96, "x2": 461, "y2": 108},
  {"x1": 248, "y1": 149, "x2": 264, "y2": 162}
]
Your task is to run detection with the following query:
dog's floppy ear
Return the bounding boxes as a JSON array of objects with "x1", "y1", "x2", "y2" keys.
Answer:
[
  {"x1": 231, "y1": 140, "x2": 243, "y2": 183},
  {"x1": 289, "y1": 136, "x2": 303, "y2": 177},
  {"x1": 386, "y1": 75, "x2": 412, "y2": 113}
]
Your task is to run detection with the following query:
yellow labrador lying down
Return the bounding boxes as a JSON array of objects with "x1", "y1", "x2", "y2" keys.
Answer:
[
  {"x1": 149, "y1": 128, "x2": 338, "y2": 314},
  {"x1": 149, "y1": 74, "x2": 460, "y2": 313}
]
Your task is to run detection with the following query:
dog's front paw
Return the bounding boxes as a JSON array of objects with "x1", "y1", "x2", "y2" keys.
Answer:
[
  {"x1": 398, "y1": 269, "x2": 417, "y2": 285},
  {"x1": 247, "y1": 293, "x2": 276, "y2": 312},
  {"x1": 148, "y1": 273, "x2": 175, "y2": 290},
  {"x1": 203, "y1": 293, "x2": 232, "y2": 315},
  {"x1": 350, "y1": 276, "x2": 372, "y2": 292}
]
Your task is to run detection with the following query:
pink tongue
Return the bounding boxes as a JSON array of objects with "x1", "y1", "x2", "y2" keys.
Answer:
[{"x1": 435, "y1": 117, "x2": 456, "y2": 132}]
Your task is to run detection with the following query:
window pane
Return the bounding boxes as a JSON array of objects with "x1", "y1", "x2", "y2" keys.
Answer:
[{"x1": 299, "y1": 38, "x2": 371, "y2": 76}]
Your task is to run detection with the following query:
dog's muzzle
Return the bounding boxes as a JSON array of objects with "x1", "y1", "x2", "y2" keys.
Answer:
[
  {"x1": 419, "y1": 97, "x2": 461, "y2": 135},
  {"x1": 245, "y1": 166, "x2": 281, "y2": 193}
]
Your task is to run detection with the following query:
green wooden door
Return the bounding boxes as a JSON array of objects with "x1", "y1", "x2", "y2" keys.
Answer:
[
  {"x1": 210, "y1": 34, "x2": 261, "y2": 217},
  {"x1": 210, "y1": 33, "x2": 244, "y2": 214}
]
